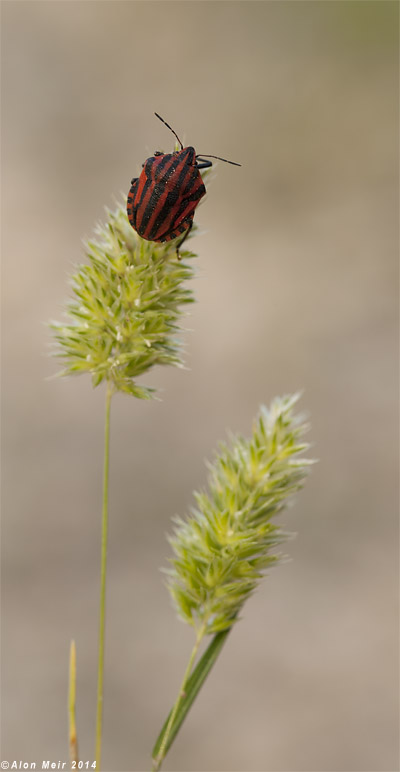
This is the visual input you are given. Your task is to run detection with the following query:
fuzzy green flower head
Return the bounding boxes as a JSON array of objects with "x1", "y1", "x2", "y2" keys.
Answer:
[
  {"x1": 50, "y1": 201, "x2": 196, "y2": 398},
  {"x1": 167, "y1": 394, "x2": 314, "y2": 635}
]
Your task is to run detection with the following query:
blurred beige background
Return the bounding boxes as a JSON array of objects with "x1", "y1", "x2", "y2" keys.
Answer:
[{"x1": 2, "y1": 2, "x2": 398, "y2": 771}]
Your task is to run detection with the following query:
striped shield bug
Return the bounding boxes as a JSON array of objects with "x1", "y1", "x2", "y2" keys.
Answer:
[{"x1": 127, "y1": 113, "x2": 241, "y2": 256}]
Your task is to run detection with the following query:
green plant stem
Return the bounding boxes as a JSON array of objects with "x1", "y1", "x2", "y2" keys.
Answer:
[
  {"x1": 69, "y1": 639, "x2": 79, "y2": 765},
  {"x1": 95, "y1": 382, "x2": 113, "y2": 770},
  {"x1": 152, "y1": 623, "x2": 207, "y2": 772}
]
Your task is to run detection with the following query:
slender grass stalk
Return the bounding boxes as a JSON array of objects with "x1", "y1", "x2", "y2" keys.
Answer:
[
  {"x1": 152, "y1": 621, "x2": 207, "y2": 772},
  {"x1": 95, "y1": 382, "x2": 113, "y2": 769},
  {"x1": 152, "y1": 630, "x2": 231, "y2": 764},
  {"x1": 68, "y1": 640, "x2": 79, "y2": 766}
]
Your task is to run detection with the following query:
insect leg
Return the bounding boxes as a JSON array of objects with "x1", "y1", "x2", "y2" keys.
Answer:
[{"x1": 176, "y1": 219, "x2": 193, "y2": 259}]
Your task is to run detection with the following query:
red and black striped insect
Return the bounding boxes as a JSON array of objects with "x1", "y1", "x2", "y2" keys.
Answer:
[{"x1": 127, "y1": 113, "x2": 241, "y2": 256}]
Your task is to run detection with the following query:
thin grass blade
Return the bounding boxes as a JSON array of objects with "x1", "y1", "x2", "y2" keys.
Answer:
[{"x1": 152, "y1": 629, "x2": 231, "y2": 761}]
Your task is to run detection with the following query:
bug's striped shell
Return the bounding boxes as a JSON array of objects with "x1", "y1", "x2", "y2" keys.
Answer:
[{"x1": 127, "y1": 146, "x2": 206, "y2": 243}]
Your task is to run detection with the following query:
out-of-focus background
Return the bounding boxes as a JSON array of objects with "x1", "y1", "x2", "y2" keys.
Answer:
[{"x1": 2, "y1": 2, "x2": 398, "y2": 771}]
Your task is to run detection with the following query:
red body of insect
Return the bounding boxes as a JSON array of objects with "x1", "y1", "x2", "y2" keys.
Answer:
[{"x1": 127, "y1": 113, "x2": 240, "y2": 254}]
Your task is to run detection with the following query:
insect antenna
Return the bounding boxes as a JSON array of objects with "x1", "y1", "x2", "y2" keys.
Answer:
[
  {"x1": 196, "y1": 154, "x2": 241, "y2": 167},
  {"x1": 154, "y1": 112, "x2": 183, "y2": 150}
]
